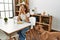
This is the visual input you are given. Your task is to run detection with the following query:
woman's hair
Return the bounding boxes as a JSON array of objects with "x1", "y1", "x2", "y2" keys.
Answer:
[{"x1": 20, "y1": 4, "x2": 28, "y2": 13}]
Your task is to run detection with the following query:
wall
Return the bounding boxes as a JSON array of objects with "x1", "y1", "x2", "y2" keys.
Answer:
[{"x1": 29, "y1": 0, "x2": 60, "y2": 30}]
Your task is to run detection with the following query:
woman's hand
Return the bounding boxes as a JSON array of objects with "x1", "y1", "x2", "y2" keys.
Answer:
[{"x1": 17, "y1": 15, "x2": 22, "y2": 22}]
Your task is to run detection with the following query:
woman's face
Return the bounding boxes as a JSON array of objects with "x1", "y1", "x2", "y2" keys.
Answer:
[{"x1": 20, "y1": 5, "x2": 26, "y2": 13}]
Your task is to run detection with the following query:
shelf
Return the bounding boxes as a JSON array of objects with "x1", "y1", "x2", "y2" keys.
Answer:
[
  {"x1": 16, "y1": 11, "x2": 19, "y2": 12},
  {"x1": 16, "y1": 3, "x2": 20, "y2": 6},
  {"x1": 39, "y1": 23, "x2": 49, "y2": 26},
  {"x1": 35, "y1": 15, "x2": 52, "y2": 31},
  {"x1": 40, "y1": 23, "x2": 49, "y2": 26},
  {"x1": 36, "y1": 22, "x2": 49, "y2": 26},
  {"x1": 16, "y1": 5, "x2": 20, "y2": 6},
  {"x1": 30, "y1": 14, "x2": 40, "y2": 16},
  {"x1": 36, "y1": 22, "x2": 40, "y2": 25},
  {"x1": 36, "y1": 22, "x2": 40, "y2": 24},
  {"x1": 40, "y1": 15, "x2": 52, "y2": 18}
]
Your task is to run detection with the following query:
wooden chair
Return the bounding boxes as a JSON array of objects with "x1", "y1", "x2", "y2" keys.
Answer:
[{"x1": 29, "y1": 17, "x2": 36, "y2": 29}]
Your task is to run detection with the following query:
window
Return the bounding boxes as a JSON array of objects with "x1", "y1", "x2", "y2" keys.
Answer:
[{"x1": 0, "y1": 0, "x2": 13, "y2": 18}]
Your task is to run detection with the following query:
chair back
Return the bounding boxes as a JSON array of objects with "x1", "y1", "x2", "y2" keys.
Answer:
[{"x1": 29, "y1": 17, "x2": 36, "y2": 29}]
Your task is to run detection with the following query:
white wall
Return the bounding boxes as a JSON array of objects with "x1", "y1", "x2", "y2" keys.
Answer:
[{"x1": 29, "y1": 0, "x2": 60, "y2": 30}]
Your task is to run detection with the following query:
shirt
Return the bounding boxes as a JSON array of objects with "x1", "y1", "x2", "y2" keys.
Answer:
[{"x1": 20, "y1": 13, "x2": 30, "y2": 21}]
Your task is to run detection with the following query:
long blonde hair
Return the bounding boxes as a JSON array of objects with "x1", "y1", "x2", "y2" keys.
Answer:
[{"x1": 19, "y1": 4, "x2": 28, "y2": 13}]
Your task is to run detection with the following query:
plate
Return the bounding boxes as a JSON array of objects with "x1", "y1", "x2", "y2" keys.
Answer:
[{"x1": 17, "y1": 21, "x2": 23, "y2": 24}]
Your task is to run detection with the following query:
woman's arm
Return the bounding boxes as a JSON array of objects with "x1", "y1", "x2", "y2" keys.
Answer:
[
  {"x1": 17, "y1": 6, "x2": 22, "y2": 22},
  {"x1": 25, "y1": 16, "x2": 29, "y2": 22},
  {"x1": 17, "y1": 15, "x2": 21, "y2": 21},
  {"x1": 23, "y1": 12, "x2": 29, "y2": 22},
  {"x1": 25, "y1": 12, "x2": 30, "y2": 22},
  {"x1": 17, "y1": 13, "x2": 21, "y2": 22}
]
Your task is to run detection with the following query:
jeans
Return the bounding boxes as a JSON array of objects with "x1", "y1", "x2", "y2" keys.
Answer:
[{"x1": 18, "y1": 27, "x2": 29, "y2": 40}]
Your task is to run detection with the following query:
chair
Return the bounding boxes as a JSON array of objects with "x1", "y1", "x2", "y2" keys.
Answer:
[
  {"x1": 25, "y1": 17, "x2": 36, "y2": 40},
  {"x1": 29, "y1": 17, "x2": 36, "y2": 29},
  {"x1": 0, "y1": 30, "x2": 19, "y2": 40},
  {"x1": 11, "y1": 32, "x2": 19, "y2": 40}
]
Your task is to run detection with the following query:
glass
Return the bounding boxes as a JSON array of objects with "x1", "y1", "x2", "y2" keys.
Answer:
[
  {"x1": 9, "y1": 11, "x2": 13, "y2": 17},
  {"x1": 13, "y1": 16, "x2": 18, "y2": 24}
]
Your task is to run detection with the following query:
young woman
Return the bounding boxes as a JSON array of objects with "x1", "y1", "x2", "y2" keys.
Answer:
[
  {"x1": 17, "y1": 4, "x2": 29, "y2": 22},
  {"x1": 17, "y1": 4, "x2": 30, "y2": 40}
]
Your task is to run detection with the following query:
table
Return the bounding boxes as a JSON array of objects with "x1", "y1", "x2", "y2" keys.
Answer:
[{"x1": 0, "y1": 19, "x2": 31, "y2": 40}]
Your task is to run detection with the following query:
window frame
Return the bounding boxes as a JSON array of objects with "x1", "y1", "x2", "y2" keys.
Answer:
[{"x1": 0, "y1": 0, "x2": 14, "y2": 18}]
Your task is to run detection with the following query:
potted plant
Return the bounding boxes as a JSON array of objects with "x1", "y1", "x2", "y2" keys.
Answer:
[
  {"x1": 32, "y1": 9, "x2": 35, "y2": 12},
  {"x1": 4, "y1": 17, "x2": 8, "y2": 22}
]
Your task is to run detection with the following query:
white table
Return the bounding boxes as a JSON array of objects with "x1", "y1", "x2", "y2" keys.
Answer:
[{"x1": 0, "y1": 19, "x2": 31, "y2": 40}]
